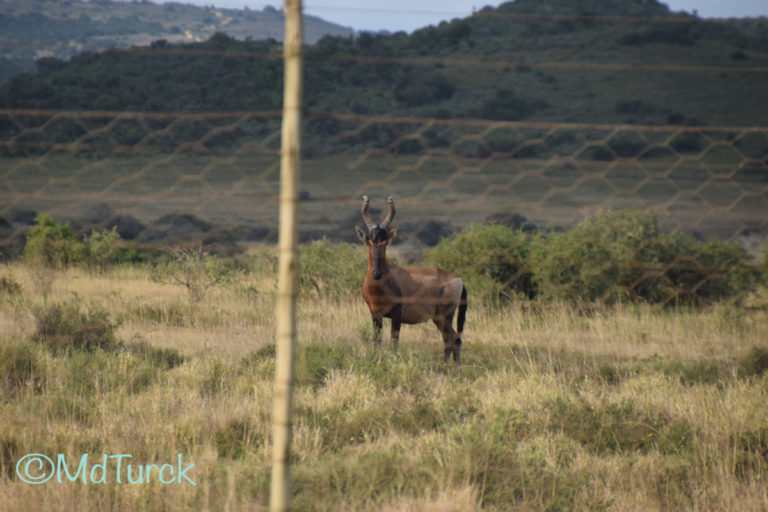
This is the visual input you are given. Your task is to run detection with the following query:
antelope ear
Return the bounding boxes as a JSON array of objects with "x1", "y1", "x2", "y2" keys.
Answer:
[
  {"x1": 355, "y1": 225, "x2": 368, "y2": 244},
  {"x1": 386, "y1": 226, "x2": 398, "y2": 241}
]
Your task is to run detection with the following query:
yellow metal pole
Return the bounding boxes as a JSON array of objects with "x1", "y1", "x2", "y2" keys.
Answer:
[{"x1": 270, "y1": 1, "x2": 303, "y2": 511}]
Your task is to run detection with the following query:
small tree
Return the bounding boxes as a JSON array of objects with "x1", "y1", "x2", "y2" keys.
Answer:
[
  {"x1": 151, "y1": 248, "x2": 231, "y2": 303},
  {"x1": 22, "y1": 214, "x2": 84, "y2": 301},
  {"x1": 84, "y1": 226, "x2": 123, "y2": 270},
  {"x1": 22, "y1": 214, "x2": 85, "y2": 268}
]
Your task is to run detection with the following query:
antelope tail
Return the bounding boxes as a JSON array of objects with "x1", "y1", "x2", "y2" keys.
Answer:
[{"x1": 457, "y1": 285, "x2": 467, "y2": 334}]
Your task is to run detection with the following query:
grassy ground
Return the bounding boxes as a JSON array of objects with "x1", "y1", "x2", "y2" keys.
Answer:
[{"x1": 1, "y1": 261, "x2": 767, "y2": 511}]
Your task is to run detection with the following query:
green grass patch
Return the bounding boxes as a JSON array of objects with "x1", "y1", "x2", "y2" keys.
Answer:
[
  {"x1": 295, "y1": 339, "x2": 357, "y2": 388},
  {"x1": 0, "y1": 338, "x2": 44, "y2": 394},
  {"x1": 737, "y1": 345, "x2": 768, "y2": 379},
  {"x1": 545, "y1": 396, "x2": 693, "y2": 455},
  {"x1": 32, "y1": 298, "x2": 120, "y2": 352},
  {"x1": 124, "y1": 341, "x2": 185, "y2": 370},
  {"x1": 122, "y1": 301, "x2": 188, "y2": 326},
  {"x1": 0, "y1": 272, "x2": 22, "y2": 296},
  {"x1": 214, "y1": 418, "x2": 264, "y2": 460},
  {"x1": 733, "y1": 427, "x2": 768, "y2": 481}
]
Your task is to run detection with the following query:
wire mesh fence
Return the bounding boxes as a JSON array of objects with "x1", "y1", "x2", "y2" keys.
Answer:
[
  {"x1": 1, "y1": 106, "x2": 765, "y2": 305},
  {"x1": 1, "y1": 7, "x2": 768, "y2": 511}
]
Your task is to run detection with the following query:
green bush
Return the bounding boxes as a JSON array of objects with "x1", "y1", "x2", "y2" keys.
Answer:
[
  {"x1": 531, "y1": 209, "x2": 660, "y2": 302},
  {"x1": 297, "y1": 239, "x2": 366, "y2": 298},
  {"x1": 244, "y1": 248, "x2": 278, "y2": 278},
  {"x1": 22, "y1": 214, "x2": 85, "y2": 267},
  {"x1": 530, "y1": 209, "x2": 759, "y2": 304},
  {"x1": 427, "y1": 223, "x2": 536, "y2": 304},
  {"x1": 654, "y1": 233, "x2": 760, "y2": 304},
  {"x1": 22, "y1": 214, "x2": 135, "y2": 270},
  {"x1": 431, "y1": 210, "x2": 758, "y2": 305}
]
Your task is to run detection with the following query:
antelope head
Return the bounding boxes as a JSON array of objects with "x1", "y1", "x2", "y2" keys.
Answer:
[{"x1": 355, "y1": 195, "x2": 397, "y2": 280}]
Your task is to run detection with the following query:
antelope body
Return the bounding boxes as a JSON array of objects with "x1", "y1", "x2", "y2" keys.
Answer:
[{"x1": 355, "y1": 196, "x2": 467, "y2": 363}]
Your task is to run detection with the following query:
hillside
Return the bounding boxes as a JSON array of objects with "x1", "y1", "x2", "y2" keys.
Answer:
[
  {"x1": 0, "y1": 0, "x2": 353, "y2": 84},
  {"x1": 0, "y1": 0, "x2": 766, "y2": 126},
  {"x1": 0, "y1": 0, "x2": 766, "y2": 250}
]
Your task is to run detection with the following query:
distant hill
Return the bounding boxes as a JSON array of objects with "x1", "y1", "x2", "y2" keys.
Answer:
[
  {"x1": 0, "y1": 0, "x2": 353, "y2": 84},
  {"x1": 1, "y1": 0, "x2": 767, "y2": 127}
]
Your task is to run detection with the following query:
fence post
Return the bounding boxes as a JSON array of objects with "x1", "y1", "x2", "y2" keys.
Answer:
[{"x1": 270, "y1": 1, "x2": 303, "y2": 511}]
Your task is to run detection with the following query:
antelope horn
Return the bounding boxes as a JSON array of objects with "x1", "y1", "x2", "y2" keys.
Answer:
[
  {"x1": 380, "y1": 196, "x2": 396, "y2": 229},
  {"x1": 361, "y1": 195, "x2": 377, "y2": 231}
]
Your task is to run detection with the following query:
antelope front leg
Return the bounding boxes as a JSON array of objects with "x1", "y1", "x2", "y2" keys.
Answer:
[
  {"x1": 389, "y1": 304, "x2": 402, "y2": 351},
  {"x1": 372, "y1": 317, "x2": 383, "y2": 347}
]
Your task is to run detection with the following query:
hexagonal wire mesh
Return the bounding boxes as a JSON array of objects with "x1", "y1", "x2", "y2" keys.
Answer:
[
  {"x1": 1, "y1": 107, "x2": 765, "y2": 306},
  {"x1": 1, "y1": 42, "x2": 767, "y2": 308}
]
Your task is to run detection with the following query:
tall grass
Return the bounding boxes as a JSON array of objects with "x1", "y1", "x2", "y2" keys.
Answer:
[{"x1": 0, "y1": 261, "x2": 767, "y2": 511}]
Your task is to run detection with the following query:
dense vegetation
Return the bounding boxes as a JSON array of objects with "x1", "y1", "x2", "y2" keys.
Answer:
[
  {"x1": 1, "y1": 0, "x2": 767, "y2": 126},
  {"x1": 21, "y1": 213, "x2": 138, "y2": 268},
  {"x1": 18, "y1": 209, "x2": 763, "y2": 307}
]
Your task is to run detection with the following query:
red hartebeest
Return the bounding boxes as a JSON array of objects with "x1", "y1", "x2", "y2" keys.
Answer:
[{"x1": 355, "y1": 196, "x2": 467, "y2": 363}]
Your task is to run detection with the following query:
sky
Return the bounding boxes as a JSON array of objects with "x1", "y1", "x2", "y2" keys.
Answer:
[{"x1": 170, "y1": 1, "x2": 768, "y2": 33}]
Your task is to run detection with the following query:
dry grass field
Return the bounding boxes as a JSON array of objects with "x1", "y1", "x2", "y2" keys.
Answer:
[{"x1": 1, "y1": 256, "x2": 767, "y2": 511}]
